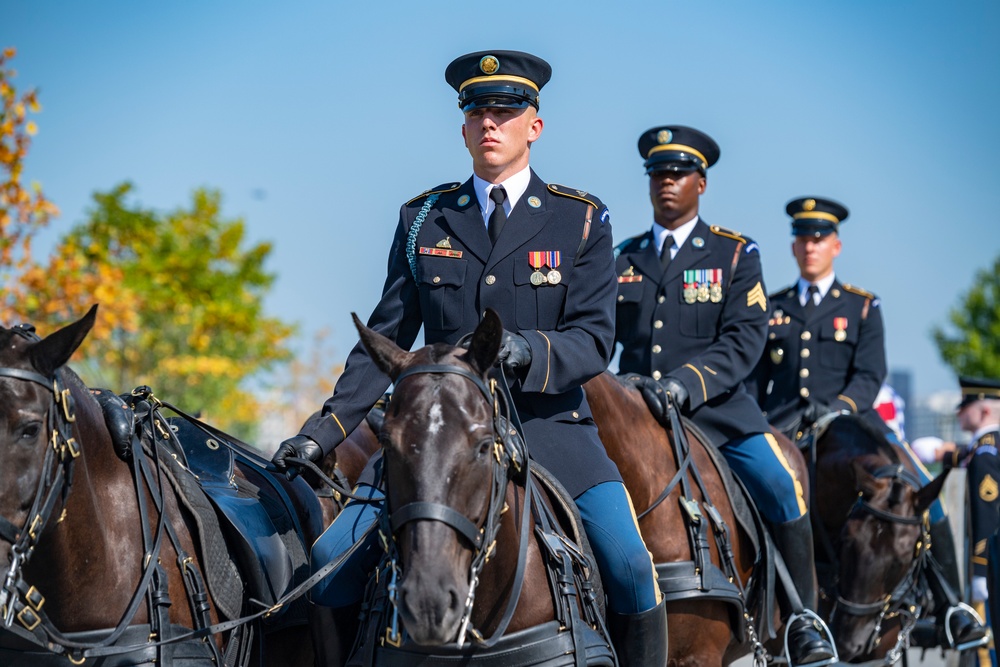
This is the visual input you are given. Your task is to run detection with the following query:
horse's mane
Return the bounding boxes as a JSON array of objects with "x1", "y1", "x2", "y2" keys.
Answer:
[{"x1": 826, "y1": 414, "x2": 900, "y2": 464}]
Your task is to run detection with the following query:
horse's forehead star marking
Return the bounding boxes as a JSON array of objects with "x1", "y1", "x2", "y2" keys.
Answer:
[{"x1": 427, "y1": 402, "x2": 444, "y2": 435}]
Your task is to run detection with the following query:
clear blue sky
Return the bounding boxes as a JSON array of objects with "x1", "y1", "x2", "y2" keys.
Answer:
[{"x1": 4, "y1": 1, "x2": 999, "y2": 399}]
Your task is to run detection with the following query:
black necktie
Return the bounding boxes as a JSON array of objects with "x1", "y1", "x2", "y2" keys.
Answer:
[
  {"x1": 488, "y1": 187, "x2": 507, "y2": 245},
  {"x1": 660, "y1": 235, "x2": 674, "y2": 270},
  {"x1": 803, "y1": 284, "x2": 820, "y2": 319}
]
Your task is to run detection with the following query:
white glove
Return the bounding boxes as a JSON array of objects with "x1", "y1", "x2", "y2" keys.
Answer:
[
  {"x1": 910, "y1": 436, "x2": 944, "y2": 465},
  {"x1": 971, "y1": 575, "x2": 989, "y2": 603}
]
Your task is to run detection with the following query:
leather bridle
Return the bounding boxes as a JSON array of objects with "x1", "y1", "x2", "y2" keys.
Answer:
[
  {"x1": 830, "y1": 464, "x2": 929, "y2": 662},
  {"x1": 0, "y1": 326, "x2": 81, "y2": 631},
  {"x1": 379, "y1": 363, "x2": 532, "y2": 649}
]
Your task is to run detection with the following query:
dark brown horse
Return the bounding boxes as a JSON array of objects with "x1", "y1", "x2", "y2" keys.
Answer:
[
  {"x1": 585, "y1": 372, "x2": 809, "y2": 666},
  {"x1": 0, "y1": 307, "x2": 324, "y2": 666},
  {"x1": 344, "y1": 310, "x2": 614, "y2": 665},
  {"x1": 809, "y1": 414, "x2": 947, "y2": 662}
]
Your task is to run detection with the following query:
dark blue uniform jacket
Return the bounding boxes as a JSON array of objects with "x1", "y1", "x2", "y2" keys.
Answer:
[
  {"x1": 614, "y1": 220, "x2": 771, "y2": 446},
  {"x1": 748, "y1": 279, "x2": 887, "y2": 435},
  {"x1": 301, "y1": 170, "x2": 621, "y2": 497}
]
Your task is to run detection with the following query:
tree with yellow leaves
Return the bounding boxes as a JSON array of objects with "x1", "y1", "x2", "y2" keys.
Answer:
[
  {"x1": 20, "y1": 182, "x2": 295, "y2": 438},
  {"x1": 1, "y1": 47, "x2": 59, "y2": 321}
]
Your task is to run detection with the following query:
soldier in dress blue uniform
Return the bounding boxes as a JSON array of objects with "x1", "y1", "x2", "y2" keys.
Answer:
[
  {"x1": 948, "y1": 377, "x2": 1000, "y2": 660},
  {"x1": 271, "y1": 50, "x2": 667, "y2": 665},
  {"x1": 614, "y1": 126, "x2": 834, "y2": 666},
  {"x1": 749, "y1": 198, "x2": 986, "y2": 651}
]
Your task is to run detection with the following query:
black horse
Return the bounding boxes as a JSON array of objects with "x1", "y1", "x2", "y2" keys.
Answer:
[
  {"x1": 808, "y1": 414, "x2": 949, "y2": 662},
  {"x1": 0, "y1": 306, "x2": 331, "y2": 666},
  {"x1": 338, "y1": 309, "x2": 615, "y2": 665}
]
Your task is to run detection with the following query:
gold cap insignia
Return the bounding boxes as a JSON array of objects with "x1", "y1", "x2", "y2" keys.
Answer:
[
  {"x1": 436, "y1": 237, "x2": 452, "y2": 249},
  {"x1": 479, "y1": 55, "x2": 500, "y2": 75},
  {"x1": 981, "y1": 474, "x2": 998, "y2": 502},
  {"x1": 656, "y1": 129, "x2": 672, "y2": 144},
  {"x1": 803, "y1": 199, "x2": 816, "y2": 211}
]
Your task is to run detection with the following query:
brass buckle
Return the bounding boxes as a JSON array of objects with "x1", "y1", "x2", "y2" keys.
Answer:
[
  {"x1": 60, "y1": 388, "x2": 76, "y2": 423},
  {"x1": 28, "y1": 515, "x2": 43, "y2": 542},
  {"x1": 17, "y1": 605, "x2": 41, "y2": 631},
  {"x1": 65, "y1": 437, "x2": 81, "y2": 459},
  {"x1": 25, "y1": 586, "x2": 45, "y2": 611},
  {"x1": 384, "y1": 625, "x2": 402, "y2": 647}
]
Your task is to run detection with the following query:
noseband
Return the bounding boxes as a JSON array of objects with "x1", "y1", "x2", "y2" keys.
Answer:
[
  {"x1": 0, "y1": 326, "x2": 81, "y2": 630},
  {"x1": 832, "y1": 464, "x2": 929, "y2": 661},
  {"x1": 380, "y1": 363, "x2": 531, "y2": 648}
]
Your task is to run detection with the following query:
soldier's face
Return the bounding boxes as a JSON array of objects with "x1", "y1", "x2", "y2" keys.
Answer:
[
  {"x1": 792, "y1": 233, "x2": 842, "y2": 282},
  {"x1": 461, "y1": 106, "x2": 543, "y2": 182},
  {"x1": 648, "y1": 169, "x2": 705, "y2": 228}
]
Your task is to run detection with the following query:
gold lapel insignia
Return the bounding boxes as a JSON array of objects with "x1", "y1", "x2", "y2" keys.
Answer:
[
  {"x1": 436, "y1": 237, "x2": 452, "y2": 249},
  {"x1": 457, "y1": 194, "x2": 471, "y2": 207}
]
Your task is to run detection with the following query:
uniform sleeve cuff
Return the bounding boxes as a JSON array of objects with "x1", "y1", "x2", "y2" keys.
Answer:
[
  {"x1": 518, "y1": 330, "x2": 552, "y2": 393},
  {"x1": 301, "y1": 413, "x2": 347, "y2": 455}
]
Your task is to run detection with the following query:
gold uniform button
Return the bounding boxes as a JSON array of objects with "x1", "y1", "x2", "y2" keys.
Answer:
[
  {"x1": 485, "y1": 275, "x2": 496, "y2": 285},
  {"x1": 801, "y1": 331, "x2": 812, "y2": 341},
  {"x1": 652, "y1": 370, "x2": 662, "y2": 380},
  {"x1": 801, "y1": 348, "x2": 810, "y2": 358},
  {"x1": 800, "y1": 368, "x2": 810, "y2": 378},
  {"x1": 652, "y1": 345, "x2": 662, "y2": 354},
  {"x1": 618, "y1": 295, "x2": 624, "y2": 302},
  {"x1": 800, "y1": 387, "x2": 810, "y2": 398},
  {"x1": 658, "y1": 295, "x2": 665, "y2": 304},
  {"x1": 572, "y1": 412, "x2": 579, "y2": 419},
  {"x1": 653, "y1": 320, "x2": 664, "y2": 329},
  {"x1": 432, "y1": 276, "x2": 441, "y2": 284}
]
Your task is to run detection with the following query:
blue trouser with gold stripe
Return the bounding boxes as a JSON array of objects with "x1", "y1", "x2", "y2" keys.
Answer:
[
  {"x1": 720, "y1": 432, "x2": 806, "y2": 524},
  {"x1": 309, "y1": 480, "x2": 661, "y2": 614}
]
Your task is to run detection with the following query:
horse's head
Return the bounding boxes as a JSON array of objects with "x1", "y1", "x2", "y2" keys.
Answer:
[
  {"x1": 355, "y1": 309, "x2": 504, "y2": 645},
  {"x1": 0, "y1": 307, "x2": 97, "y2": 596},
  {"x1": 832, "y1": 457, "x2": 948, "y2": 660}
]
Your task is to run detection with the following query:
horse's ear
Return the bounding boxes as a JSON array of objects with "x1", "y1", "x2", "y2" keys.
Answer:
[
  {"x1": 852, "y1": 460, "x2": 883, "y2": 498},
  {"x1": 915, "y1": 467, "x2": 951, "y2": 515},
  {"x1": 29, "y1": 305, "x2": 98, "y2": 377},
  {"x1": 466, "y1": 308, "x2": 502, "y2": 376},
  {"x1": 353, "y1": 313, "x2": 412, "y2": 381}
]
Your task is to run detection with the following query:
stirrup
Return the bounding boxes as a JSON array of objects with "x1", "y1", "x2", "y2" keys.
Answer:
[
  {"x1": 946, "y1": 602, "x2": 991, "y2": 652},
  {"x1": 783, "y1": 609, "x2": 839, "y2": 667}
]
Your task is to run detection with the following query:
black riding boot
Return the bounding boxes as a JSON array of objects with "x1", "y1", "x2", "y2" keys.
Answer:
[
  {"x1": 771, "y1": 515, "x2": 836, "y2": 666},
  {"x1": 912, "y1": 519, "x2": 988, "y2": 650},
  {"x1": 607, "y1": 598, "x2": 668, "y2": 667}
]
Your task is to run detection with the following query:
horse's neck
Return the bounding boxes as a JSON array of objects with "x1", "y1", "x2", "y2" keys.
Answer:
[
  {"x1": 471, "y1": 482, "x2": 555, "y2": 635},
  {"x1": 27, "y1": 385, "x2": 144, "y2": 626}
]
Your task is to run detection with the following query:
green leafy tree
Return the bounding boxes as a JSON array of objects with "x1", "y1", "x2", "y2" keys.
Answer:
[
  {"x1": 20, "y1": 182, "x2": 294, "y2": 438},
  {"x1": 1, "y1": 47, "x2": 59, "y2": 322},
  {"x1": 932, "y1": 253, "x2": 1000, "y2": 379}
]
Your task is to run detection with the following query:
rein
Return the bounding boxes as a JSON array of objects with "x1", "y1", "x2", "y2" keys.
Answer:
[{"x1": 380, "y1": 363, "x2": 533, "y2": 649}]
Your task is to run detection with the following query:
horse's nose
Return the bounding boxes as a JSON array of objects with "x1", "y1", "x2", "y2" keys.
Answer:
[{"x1": 398, "y1": 575, "x2": 463, "y2": 644}]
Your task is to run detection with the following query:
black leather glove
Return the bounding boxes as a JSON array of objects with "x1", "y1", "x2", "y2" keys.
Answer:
[
  {"x1": 660, "y1": 377, "x2": 688, "y2": 410},
  {"x1": 497, "y1": 330, "x2": 531, "y2": 373},
  {"x1": 271, "y1": 434, "x2": 323, "y2": 479}
]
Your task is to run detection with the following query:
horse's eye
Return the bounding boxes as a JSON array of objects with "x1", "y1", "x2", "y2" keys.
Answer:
[
  {"x1": 20, "y1": 423, "x2": 42, "y2": 440},
  {"x1": 477, "y1": 437, "x2": 494, "y2": 458}
]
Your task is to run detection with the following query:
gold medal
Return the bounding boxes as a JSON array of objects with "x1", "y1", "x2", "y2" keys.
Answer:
[
  {"x1": 834, "y1": 330, "x2": 846, "y2": 342},
  {"x1": 684, "y1": 285, "x2": 697, "y2": 304},
  {"x1": 546, "y1": 269, "x2": 561, "y2": 285},
  {"x1": 770, "y1": 347, "x2": 784, "y2": 365},
  {"x1": 696, "y1": 283, "x2": 710, "y2": 303},
  {"x1": 709, "y1": 282, "x2": 723, "y2": 303},
  {"x1": 530, "y1": 271, "x2": 547, "y2": 286}
]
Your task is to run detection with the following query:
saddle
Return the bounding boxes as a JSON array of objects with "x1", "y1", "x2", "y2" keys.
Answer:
[
  {"x1": 652, "y1": 417, "x2": 774, "y2": 643},
  {"x1": 101, "y1": 391, "x2": 318, "y2": 621}
]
